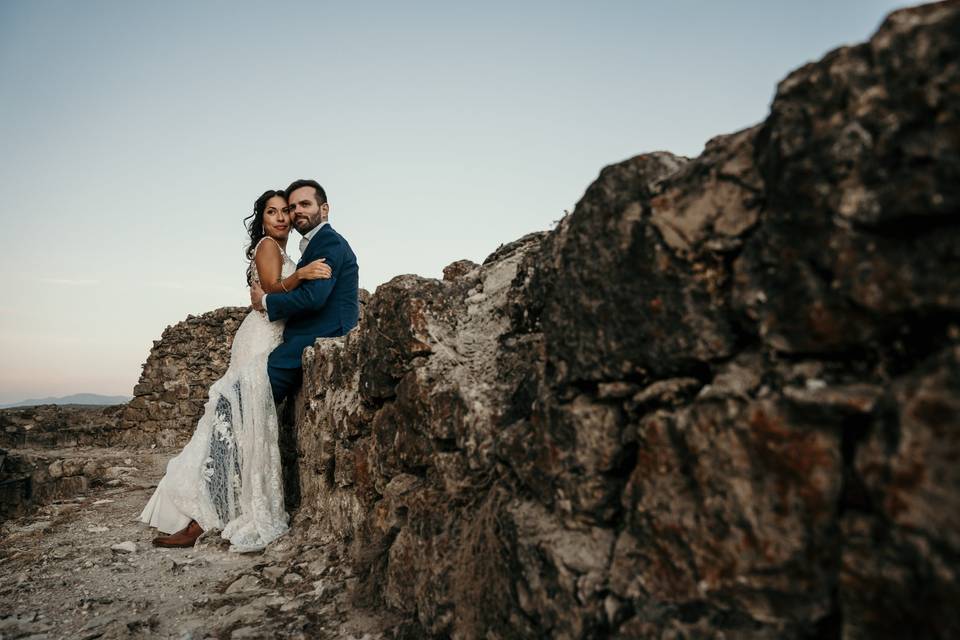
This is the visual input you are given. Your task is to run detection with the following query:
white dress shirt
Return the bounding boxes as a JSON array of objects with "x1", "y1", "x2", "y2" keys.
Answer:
[{"x1": 262, "y1": 221, "x2": 328, "y2": 314}]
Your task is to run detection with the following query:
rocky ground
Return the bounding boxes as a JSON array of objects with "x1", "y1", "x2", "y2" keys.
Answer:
[{"x1": 0, "y1": 447, "x2": 409, "y2": 640}]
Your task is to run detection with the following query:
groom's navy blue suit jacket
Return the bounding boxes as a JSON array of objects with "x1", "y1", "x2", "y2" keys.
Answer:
[{"x1": 266, "y1": 223, "x2": 359, "y2": 372}]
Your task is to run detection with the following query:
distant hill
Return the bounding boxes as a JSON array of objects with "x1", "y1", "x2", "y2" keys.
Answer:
[{"x1": 0, "y1": 394, "x2": 131, "y2": 409}]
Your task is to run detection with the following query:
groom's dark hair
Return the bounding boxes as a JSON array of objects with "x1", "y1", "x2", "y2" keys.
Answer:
[{"x1": 286, "y1": 179, "x2": 327, "y2": 206}]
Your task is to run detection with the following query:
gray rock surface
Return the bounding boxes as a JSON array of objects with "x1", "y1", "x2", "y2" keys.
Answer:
[{"x1": 110, "y1": 541, "x2": 138, "y2": 554}]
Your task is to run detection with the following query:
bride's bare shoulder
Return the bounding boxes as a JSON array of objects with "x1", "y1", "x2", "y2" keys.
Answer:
[{"x1": 254, "y1": 236, "x2": 282, "y2": 261}]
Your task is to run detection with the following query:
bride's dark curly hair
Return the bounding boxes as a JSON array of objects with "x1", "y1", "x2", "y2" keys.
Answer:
[{"x1": 244, "y1": 189, "x2": 286, "y2": 285}]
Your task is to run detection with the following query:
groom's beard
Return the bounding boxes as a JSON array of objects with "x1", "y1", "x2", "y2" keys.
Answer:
[
  {"x1": 294, "y1": 218, "x2": 318, "y2": 233},
  {"x1": 295, "y1": 216, "x2": 325, "y2": 234}
]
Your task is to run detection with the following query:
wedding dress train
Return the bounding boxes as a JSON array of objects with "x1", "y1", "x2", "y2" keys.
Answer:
[{"x1": 138, "y1": 239, "x2": 294, "y2": 552}]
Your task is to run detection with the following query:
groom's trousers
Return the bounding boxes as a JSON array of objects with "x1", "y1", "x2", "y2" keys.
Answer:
[
  {"x1": 269, "y1": 363, "x2": 302, "y2": 406},
  {"x1": 267, "y1": 333, "x2": 317, "y2": 406}
]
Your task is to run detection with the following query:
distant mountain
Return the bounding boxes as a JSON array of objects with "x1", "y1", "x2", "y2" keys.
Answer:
[{"x1": 0, "y1": 393, "x2": 132, "y2": 409}]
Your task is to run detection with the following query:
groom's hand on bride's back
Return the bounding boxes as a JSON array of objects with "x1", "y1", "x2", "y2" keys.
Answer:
[{"x1": 250, "y1": 282, "x2": 265, "y2": 311}]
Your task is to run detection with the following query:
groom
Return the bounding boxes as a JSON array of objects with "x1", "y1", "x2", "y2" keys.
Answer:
[{"x1": 250, "y1": 179, "x2": 360, "y2": 405}]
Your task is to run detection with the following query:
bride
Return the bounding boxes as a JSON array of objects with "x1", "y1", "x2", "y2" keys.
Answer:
[{"x1": 138, "y1": 189, "x2": 331, "y2": 552}]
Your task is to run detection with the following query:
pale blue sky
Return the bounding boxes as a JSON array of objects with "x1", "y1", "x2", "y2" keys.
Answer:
[{"x1": 0, "y1": 0, "x2": 913, "y2": 403}]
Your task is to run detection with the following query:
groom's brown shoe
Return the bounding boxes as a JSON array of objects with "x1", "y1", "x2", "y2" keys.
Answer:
[{"x1": 152, "y1": 519, "x2": 204, "y2": 548}]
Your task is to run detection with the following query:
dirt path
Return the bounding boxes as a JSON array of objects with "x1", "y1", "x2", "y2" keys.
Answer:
[{"x1": 0, "y1": 448, "x2": 406, "y2": 639}]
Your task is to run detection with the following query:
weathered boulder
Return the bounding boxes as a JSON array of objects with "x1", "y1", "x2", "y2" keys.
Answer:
[{"x1": 285, "y1": 2, "x2": 960, "y2": 638}]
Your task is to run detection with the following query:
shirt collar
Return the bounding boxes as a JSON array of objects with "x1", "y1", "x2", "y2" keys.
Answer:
[{"x1": 299, "y1": 220, "x2": 328, "y2": 252}]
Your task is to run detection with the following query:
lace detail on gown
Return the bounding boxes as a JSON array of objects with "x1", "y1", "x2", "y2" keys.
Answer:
[{"x1": 138, "y1": 237, "x2": 295, "y2": 552}]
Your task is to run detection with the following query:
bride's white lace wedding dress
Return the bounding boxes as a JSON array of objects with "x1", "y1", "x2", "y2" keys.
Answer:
[{"x1": 138, "y1": 238, "x2": 294, "y2": 552}]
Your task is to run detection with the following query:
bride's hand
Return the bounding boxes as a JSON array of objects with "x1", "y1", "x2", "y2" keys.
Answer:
[
  {"x1": 297, "y1": 258, "x2": 331, "y2": 280},
  {"x1": 250, "y1": 282, "x2": 265, "y2": 311}
]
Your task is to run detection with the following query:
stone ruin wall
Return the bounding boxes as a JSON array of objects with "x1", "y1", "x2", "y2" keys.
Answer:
[
  {"x1": 118, "y1": 307, "x2": 248, "y2": 447},
  {"x1": 113, "y1": 295, "x2": 370, "y2": 455},
  {"x1": 0, "y1": 404, "x2": 125, "y2": 450},
  {"x1": 0, "y1": 308, "x2": 248, "y2": 522}
]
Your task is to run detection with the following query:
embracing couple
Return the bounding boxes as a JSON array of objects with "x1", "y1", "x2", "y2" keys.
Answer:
[{"x1": 137, "y1": 179, "x2": 359, "y2": 552}]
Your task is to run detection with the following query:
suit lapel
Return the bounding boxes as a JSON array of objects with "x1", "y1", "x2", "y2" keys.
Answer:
[{"x1": 298, "y1": 224, "x2": 333, "y2": 267}]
